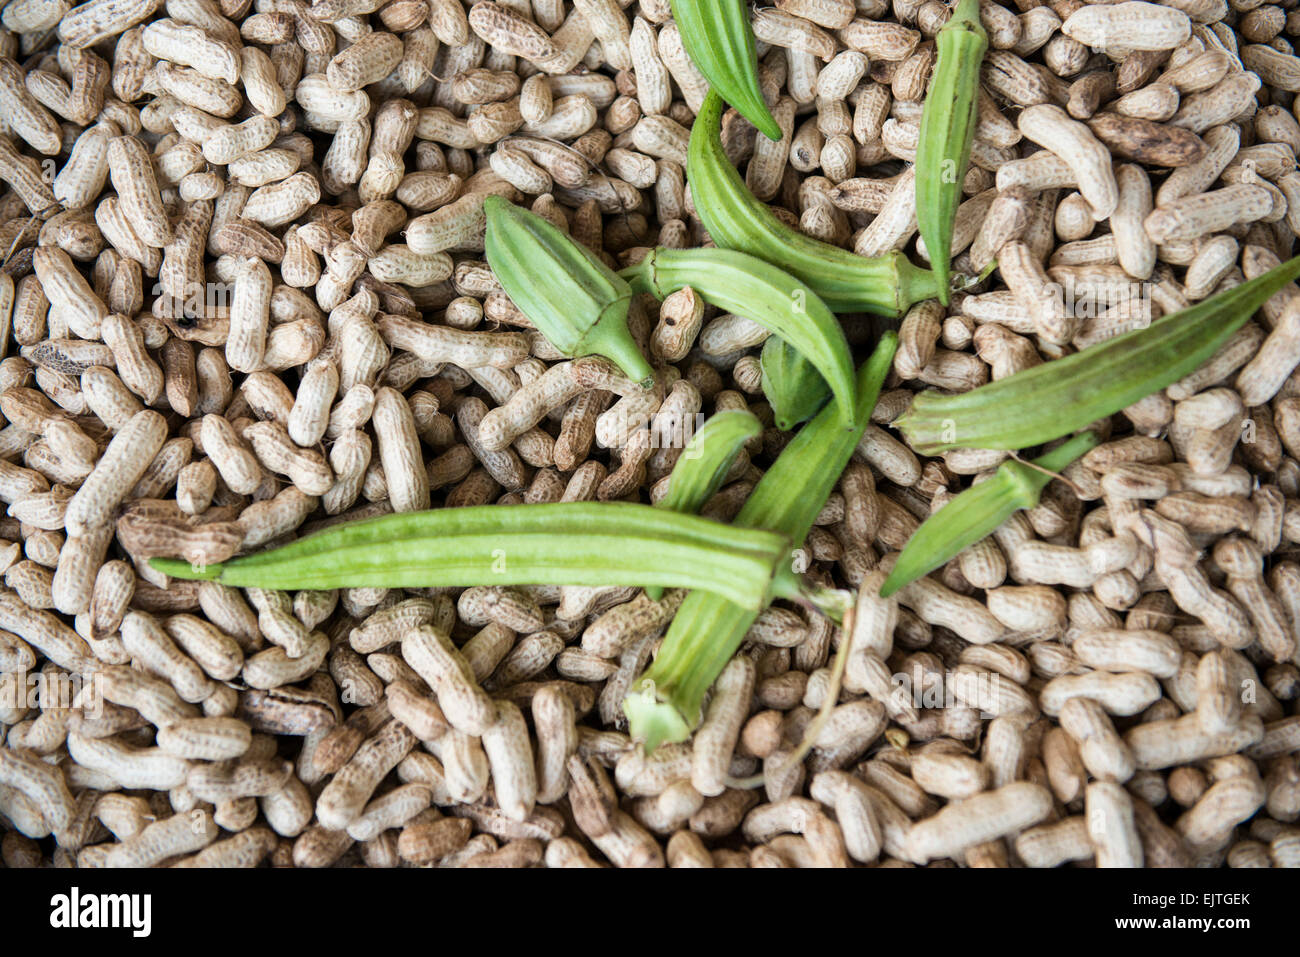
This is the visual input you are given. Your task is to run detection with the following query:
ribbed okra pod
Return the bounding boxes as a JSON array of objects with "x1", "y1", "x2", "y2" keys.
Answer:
[
  {"x1": 881, "y1": 431, "x2": 1099, "y2": 597},
  {"x1": 152, "y1": 502, "x2": 799, "y2": 611},
  {"x1": 484, "y1": 196, "x2": 653, "y2": 384},
  {"x1": 761, "y1": 336, "x2": 831, "y2": 430},
  {"x1": 915, "y1": 0, "x2": 988, "y2": 305},
  {"x1": 687, "y1": 90, "x2": 946, "y2": 315},
  {"x1": 624, "y1": 333, "x2": 899, "y2": 751},
  {"x1": 620, "y1": 246, "x2": 857, "y2": 424},
  {"x1": 646, "y1": 409, "x2": 762, "y2": 600},
  {"x1": 670, "y1": 0, "x2": 782, "y2": 141},
  {"x1": 898, "y1": 252, "x2": 1300, "y2": 453}
]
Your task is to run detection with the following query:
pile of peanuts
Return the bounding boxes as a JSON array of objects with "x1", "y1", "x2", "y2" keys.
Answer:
[{"x1": 0, "y1": 0, "x2": 1298, "y2": 869}]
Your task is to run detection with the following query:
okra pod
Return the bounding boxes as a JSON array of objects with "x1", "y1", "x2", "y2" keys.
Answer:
[
  {"x1": 624, "y1": 333, "x2": 899, "y2": 751},
  {"x1": 620, "y1": 246, "x2": 857, "y2": 424},
  {"x1": 898, "y1": 252, "x2": 1300, "y2": 453},
  {"x1": 646, "y1": 409, "x2": 762, "y2": 600},
  {"x1": 484, "y1": 196, "x2": 653, "y2": 384},
  {"x1": 670, "y1": 0, "x2": 782, "y2": 141},
  {"x1": 915, "y1": 0, "x2": 988, "y2": 305},
  {"x1": 761, "y1": 335, "x2": 831, "y2": 431},
  {"x1": 687, "y1": 90, "x2": 946, "y2": 315},
  {"x1": 151, "y1": 502, "x2": 799, "y2": 612},
  {"x1": 880, "y1": 431, "x2": 1099, "y2": 597}
]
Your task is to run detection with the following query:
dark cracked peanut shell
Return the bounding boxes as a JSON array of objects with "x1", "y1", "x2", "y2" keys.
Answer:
[
  {"x1": 1087, "y1": 113, "x2": 1206, "y2": 167},
  {"x1": 238, "y1": 687, "x2": 338, "y2": 735}
]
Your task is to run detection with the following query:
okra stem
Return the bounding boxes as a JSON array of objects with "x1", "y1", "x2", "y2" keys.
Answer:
[
  {"x1": 687, "y1": 90, "x2": 946, "y2": 315},
  {"x1": 484, "y1": 196, "x2": 654, "y2": 384},
  {"x1": 625, "y1": 333, "x2": 899, "y2": 751},
  {"x1": 725, "y1": 589, "x2": 856, "y2": 790}
]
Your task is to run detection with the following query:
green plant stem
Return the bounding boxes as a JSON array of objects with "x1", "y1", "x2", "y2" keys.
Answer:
[{"x1": 625, "y1": 333, "x2": 899, "y2": 751}]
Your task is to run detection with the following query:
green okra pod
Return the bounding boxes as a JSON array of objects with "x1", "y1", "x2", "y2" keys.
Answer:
[
  {"x1": 646, "y1": 408, "x2": 763, "y2": 600},
  {"x1": 687, "y1": 89, "x2": 947, "y2": 315},
  {"x1": 761, "y1": 335, "x2": 831, "y2": 430},
  {"x1": 915, "y1": 0, "x2": 988, "y2": 306},
  {"x1": 151, "y1": 502, "x2": 800, "y2": 612},
  {"x1": 619, "y1": 246, "x2": 857, "y2": 425},
  {"x1": 880, "y1": 431, "x2": 1100, "y2": 597},
  {"x1": 484, "y1": 195, "x2": 653, "y2": 384},
  {"x1": 624, "y1": 333, "x2": 899, "y2": 752},
  {"x1": 670, "y1": 0, "x2": 782, "y2": 141},
  {"x1": 898, "y1": 252, "x2": 1300, "y2": 454}
]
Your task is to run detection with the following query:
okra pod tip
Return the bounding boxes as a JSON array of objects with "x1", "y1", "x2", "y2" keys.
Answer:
[
  {"x1": 914, "y1": 0, "x2": 988, "y2": 305},
  {"x1": 761, "y1": 335, "x2": 832, "y2": 431},
  {"x1": 897, "y1": 252, "x2": 1300, "y2": 454},
  {"x1": 150, "y1": 557, "x2": 225, "y2": 581},
  {"x1": 879, "y1": 430, "x2": 1100, "y2": 597},
  {"x1": 669, "y1": 0, "x2": 782, "y2": 141}
]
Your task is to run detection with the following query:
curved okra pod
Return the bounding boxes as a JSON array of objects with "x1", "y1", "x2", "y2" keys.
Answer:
[
  {"x1": 483, "y1": 195, "x2": 653, "y2": 385},
  {"x1": 915, "y1": 0, "x2": 988, "y2": 305},
  {"x1": 880, "y1": 431, "x2": 1100, "y2": 597},
  {"x1": 620, "y1": 246, "x2": 857, "y2": 425},
  {"x1": 646, "y1": 409, "x2": 763, "y2": 600},
  {"x1": 151, "y1": 502, "x2": 799, "y2": 612},
  {"x1": 670, "y1": 0, "x2": 782, "y2": 141},
  {"x1": 687, "y1": 90, "x2": 946, "y2": 315},
  {"x1": 761, "y1": 335, "x2": 831, "y2": 430},
  {"x1": 898, "y1": 252, "x2": 1300, "y2": 453},
  {"x1": 624, "y1": 333, "x2": 899, "y2": 752}
]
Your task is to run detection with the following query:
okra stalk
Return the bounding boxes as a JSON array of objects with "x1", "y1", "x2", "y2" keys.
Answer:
[
  {"x1": 620, "y1": 246, "x2": 858, "y2": 424},
  {"x1": 670, "y1": 0, "x2": 782, "y2": 141},
  {"x1": 880, "y1": 431, "x2": 1099, "y2": 597},
  {"x1": 151, "y1": 502, "x2": 800, "y2": 612},
  {"x1": 646, "y1": 409, "x2": 762, "y2": 600},
  {"x1": 915, "y1": 0, "x2": 988, "y2": 305},
  {"x1": 687, "y1": 89, "x2": 946, "y2": 315},
  {"x1": 625, "y1": 333, "x2": 899, "y2": 752},
  {"x1": 898, "y1": 252, "x2": 1300, "y2": 453}
]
